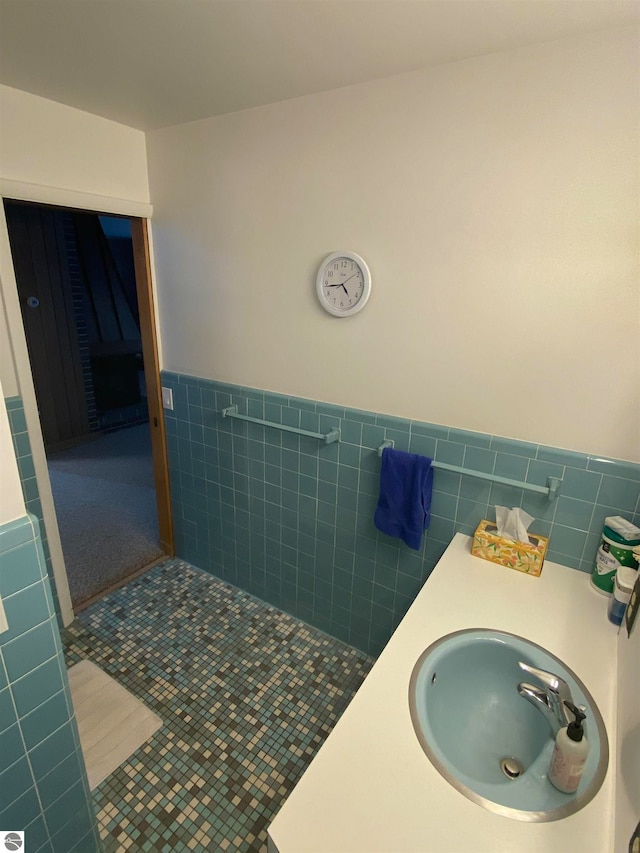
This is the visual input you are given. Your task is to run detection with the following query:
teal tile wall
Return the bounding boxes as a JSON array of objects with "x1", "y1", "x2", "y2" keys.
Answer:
[
  {"x1": 0, "y1": 515, "x2": 100, "y2": 853},
  {"x1": 162, "y1": 372, "x2": 640, "y2": 656},
  {"x1": 4, "y1": 397, "x2": 61, "y2": 625}
]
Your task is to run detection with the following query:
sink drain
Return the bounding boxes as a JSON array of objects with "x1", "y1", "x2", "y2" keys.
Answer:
[{"x1": 500, "y1": 757, "x2": 525, "y2": 780}]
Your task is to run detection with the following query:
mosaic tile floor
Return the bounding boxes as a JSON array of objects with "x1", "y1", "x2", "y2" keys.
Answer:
[{"x1": 62, "y1": 559, "x2": 374, "y2": 852}]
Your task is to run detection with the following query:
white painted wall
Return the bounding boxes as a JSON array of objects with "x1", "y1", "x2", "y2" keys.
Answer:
[
  {"x1": 0, "y1": 84, "x2": 150, "y2": 204},
  {"x1": 147, "y1": 27, "x2": 639, "y2": 462}
]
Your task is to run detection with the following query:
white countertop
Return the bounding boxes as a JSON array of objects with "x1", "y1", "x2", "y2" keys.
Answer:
[{"x1": 268, "y1": 534, "x2": 618, "y2": 853}]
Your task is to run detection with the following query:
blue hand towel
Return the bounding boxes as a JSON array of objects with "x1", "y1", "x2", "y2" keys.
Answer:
[{"x1": 374, "y1": 448, "x2": 434, "y2": 550}]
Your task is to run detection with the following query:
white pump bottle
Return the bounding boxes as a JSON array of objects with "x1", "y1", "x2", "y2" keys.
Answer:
[{"x1": 548, "y1": 701, "x2": 589, "y2": 794}]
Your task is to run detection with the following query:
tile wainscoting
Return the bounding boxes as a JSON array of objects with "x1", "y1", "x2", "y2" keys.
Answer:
[
  {"x1": 0, "y1": 514, "x2": 100, "y2": 852},
  {"x1": 161, "y1": 373, "x2": 640, "y2": 656}
]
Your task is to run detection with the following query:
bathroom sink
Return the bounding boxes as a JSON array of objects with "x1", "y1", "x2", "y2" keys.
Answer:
[{"x1": 409, "y1": 629, "x2": 608, "y2": 821}]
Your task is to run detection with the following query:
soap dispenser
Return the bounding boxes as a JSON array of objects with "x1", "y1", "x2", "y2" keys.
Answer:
[{"x1": 548, "y1": 701, "x2": 589, "y2": 794}]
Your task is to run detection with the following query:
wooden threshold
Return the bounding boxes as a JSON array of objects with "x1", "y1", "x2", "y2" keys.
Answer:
[{"x1": 73, "y1": 555, "x2": 168, "y2": 613}]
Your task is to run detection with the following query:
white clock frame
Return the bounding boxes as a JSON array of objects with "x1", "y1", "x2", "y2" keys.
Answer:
[{"x1": 315, "y1": 251, "x2": 372, "y2": 318}]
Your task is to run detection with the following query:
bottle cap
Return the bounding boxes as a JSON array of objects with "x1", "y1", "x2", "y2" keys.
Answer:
[
  {"x1": 564, "y1": 700, "x2": 586, "y2": 742},
  {"x1": 616, "y1": 566, "x2": 639, "y2": 593}
]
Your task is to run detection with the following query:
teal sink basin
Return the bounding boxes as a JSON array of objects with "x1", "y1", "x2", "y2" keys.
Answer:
[{"x1": 409, "y1": 629, "x2": 608, "y2": 821}]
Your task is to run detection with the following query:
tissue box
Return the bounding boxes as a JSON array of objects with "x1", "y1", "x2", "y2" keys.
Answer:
[{"x1": 472, "y1": 519, "x2": 549, "y2": 576}]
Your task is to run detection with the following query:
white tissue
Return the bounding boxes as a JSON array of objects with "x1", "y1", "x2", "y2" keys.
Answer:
[{"x1": 495, "y1": 506, "x2": 535, "y2": 544}]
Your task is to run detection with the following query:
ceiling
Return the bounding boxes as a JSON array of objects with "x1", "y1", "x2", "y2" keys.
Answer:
[{"x1": 0, "y1": 0, "x2": 637, "y2": 131}]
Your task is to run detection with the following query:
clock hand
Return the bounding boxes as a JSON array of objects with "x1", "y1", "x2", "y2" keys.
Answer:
[
  {"x1": 340, "y1": 272, "x2": 358, "y2": 287},
  {"x1": 327, "y1": 273, "x2": 359, "y2": 287},
  {"x1": 327, "y1": 282, "x2": 350, "y2": 296},
  {"x1": 340, "y1": 272, "x2": 360, "y2": 295},
  {"x1": 326, "y1": 272, "x2": 359, "y2": 294}
]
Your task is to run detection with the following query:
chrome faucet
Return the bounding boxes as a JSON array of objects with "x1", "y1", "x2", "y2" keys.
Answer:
[{"x1": 517, "y1": 662, "x2": 576, "y2": 736}]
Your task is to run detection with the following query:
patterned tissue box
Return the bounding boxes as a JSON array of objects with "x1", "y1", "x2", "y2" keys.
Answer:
[{"x1": 472, "y1": 519, "x2": 549, "y2": 577}]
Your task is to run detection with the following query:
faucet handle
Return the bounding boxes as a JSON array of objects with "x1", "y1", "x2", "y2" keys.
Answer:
[{"x1": 518, "y1": 661, "x2": 569, "y2": 694}]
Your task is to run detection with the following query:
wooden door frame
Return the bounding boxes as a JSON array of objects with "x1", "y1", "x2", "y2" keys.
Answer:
[
  {"x1": 0, "y1": 195, "x2": 173, "y2": 625},
  {"x1": 131, "y1": 217, "x2": 173, "y2": 554}
]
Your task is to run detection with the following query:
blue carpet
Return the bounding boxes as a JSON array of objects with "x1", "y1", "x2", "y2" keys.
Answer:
[{"x1": 48, "y1": 424, "x2": 164, "y2": 604}]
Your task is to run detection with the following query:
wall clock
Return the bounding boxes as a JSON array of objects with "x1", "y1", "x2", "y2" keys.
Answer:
[{"x1": 316, "y1": 251, "x2": 371, "y2": 317}]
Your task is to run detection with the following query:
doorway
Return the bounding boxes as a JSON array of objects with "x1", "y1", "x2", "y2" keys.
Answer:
[{"x1": 3, "y1": 200, "x2": 173, "y2": 608}]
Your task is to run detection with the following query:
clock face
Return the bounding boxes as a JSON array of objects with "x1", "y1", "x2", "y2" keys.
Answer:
[{"x1": 316, "y1": 251, "x2": 371, "y2": 317}]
